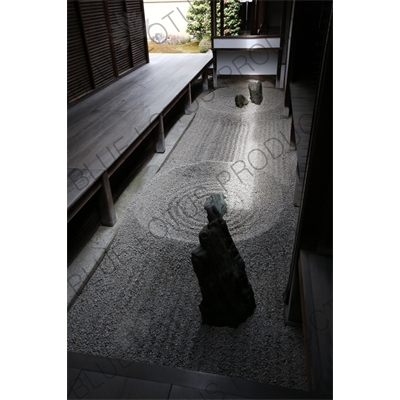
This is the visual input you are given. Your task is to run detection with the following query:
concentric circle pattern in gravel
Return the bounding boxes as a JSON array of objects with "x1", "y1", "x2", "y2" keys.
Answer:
[{"x1": 130, "y1": 162, "x2": 285, "y2": 243}]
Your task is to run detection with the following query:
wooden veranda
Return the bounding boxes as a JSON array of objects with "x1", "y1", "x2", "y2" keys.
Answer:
[{"x1": 68, "y1": 53, "x2": 212, "y2": 226}]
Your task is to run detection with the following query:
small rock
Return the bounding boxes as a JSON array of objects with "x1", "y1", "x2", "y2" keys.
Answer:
[{"x1": 235, "y1": 94, "x2": 249, "y2": 108}]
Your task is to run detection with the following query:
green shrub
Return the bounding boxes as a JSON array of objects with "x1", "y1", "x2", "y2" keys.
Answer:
[
  {"x1": 199, "y1": 38, "x2": 211, "y2": 53},
  {"x1": 221, "y1": 0, "x2": 241, "y2": 36}
]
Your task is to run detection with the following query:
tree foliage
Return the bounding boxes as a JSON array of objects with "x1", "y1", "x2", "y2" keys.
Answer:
[{"x1": 186, "y1": 0, "x2": 241, "y2": 41}]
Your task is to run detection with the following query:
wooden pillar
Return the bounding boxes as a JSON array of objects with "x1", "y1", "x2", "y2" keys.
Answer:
[
  {"x1": 251, "y1": 0, "x2": 258, "y2": 35},
  {"x1": 156, "y1": 114, "x2": 165, "y2": 153},
  {"x1": 290, "y1": 119, "x2": 296, "y2": 151},
  {"x1": 213, "y1": 50, "x2": 217, "y2": 89},
  {"x1": 220, "y1": 0, "x2": 224, "y2": 36},
  {"x1": 202, "y1": 69, "x2": 209, "y2": 91},
  {"x1": 282, "y1": 1, "x2": 296, "y2": 99},
  {"x1": 276, "y1": 49, "x2": 283, "y2": 83},
  {"x1": 99, "y1": 172, "x2": 116, "y2": 227},
  {"x1": 186, "y1": 82, "x2": 192, "y2": 108},
  {"x1": 211, "y1": 0, "x2": 217, "y2": 38},
  {"x1": 211, "y1": 0, "x2": 217, "y2": 88},
  {"x1": 276, "y1": 0, "x2": 287, "y2": 84}
]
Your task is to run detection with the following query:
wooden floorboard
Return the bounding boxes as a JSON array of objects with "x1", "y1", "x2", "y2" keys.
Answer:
[
  {"x1": 68, "y1": 54, "x2": 213, "y2": 210},
  {"x1": 67, "y1": 64, "x2": 153, "y2": 128},
  {"x1": 68, "y1": 110, "x2": 126, "y2": 149},
  {"x1": 96, "y1": 58, "x2": 189, "y2": 113}
]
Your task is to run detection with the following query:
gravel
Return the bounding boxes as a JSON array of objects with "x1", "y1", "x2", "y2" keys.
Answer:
[{"x1": 67, "y1": 81, "x2": 307, "y2": 390}]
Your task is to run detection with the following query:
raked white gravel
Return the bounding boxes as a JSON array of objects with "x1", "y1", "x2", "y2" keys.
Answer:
[{"x1": 68, "y1": 82, "x2": 307, "y2": 390}]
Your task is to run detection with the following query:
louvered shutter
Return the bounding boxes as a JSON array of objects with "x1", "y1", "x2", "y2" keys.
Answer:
[
  {"x1": 126, "y1": 0, "x2": 147, "y2": 68},
  {"x1": 80, "y1": 0, "x2": 115, "y2": 88},
  {"x1": 67, "y1": 0, "x2": 148, "y2": 105},
  {"x1": 108, "y1": 1, "x2": 133, "y2": 76},
  {"x1": 67, "y1": 1, "x2": 92, "y2": 102}
]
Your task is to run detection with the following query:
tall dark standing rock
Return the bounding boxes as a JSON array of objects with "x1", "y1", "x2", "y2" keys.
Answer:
[
  {"x1": 191, "y1": 194, "x2": 256, "y2": 328},
  {"x1": 248, "y1": 81, "x2": 263, "y2": 105}
]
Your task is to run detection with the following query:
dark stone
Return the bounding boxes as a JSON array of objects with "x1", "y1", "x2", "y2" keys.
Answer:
[
  {"x1": 248, "y1": 81, "x2": 263, "y2": 105},
  {"x1": 235, "y1": 94, "x2": 249, "y2": 108},
  {"x1": 191, "y1": 199, "x2": 256, "y2": 328},
  {"x1": 203, "y1": 193, "x2": 227, "y2": 217}
]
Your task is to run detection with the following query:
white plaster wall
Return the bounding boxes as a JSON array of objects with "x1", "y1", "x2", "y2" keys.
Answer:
[
  {"x1": 144, "y1": 0, "x2": 191, "y2": 38},
  {"x1": 214, "y1": 37, "x2": 280, "y2": 49},
  {"x1": 216, "y1": 49, "x2": 278, "y2": 76}
]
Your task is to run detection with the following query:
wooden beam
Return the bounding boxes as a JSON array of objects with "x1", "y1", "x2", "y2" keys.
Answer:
[{"x1": 99, "y1": 172, "x2": 117, "y2": 226}]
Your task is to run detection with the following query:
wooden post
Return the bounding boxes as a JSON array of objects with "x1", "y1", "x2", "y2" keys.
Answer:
[
  {"x1": 211, "y1": 0, "x2": 217, "y2": 88},
  {"x1": 156, "y1": 114, "x2": 165, "y2": 153},
  {"x1": 290, "y1": 119, "x2": 296, "y2": 151},
  {"x1": 213, "y1": 51, "x2": 217, "y2": 89},
  {"x1": 211, "y1": 0, "x2": 217, "y2": 38},
  {"x1": 99, "y1": 172, "x2": 116, "y2": 226},
  {"x1": 276, "y1": 0, "x2": 287, "y2": 84},
  {"x1": 220, "y1": 0, "x2": 224, "y2": 36},
  {"x1": 202, "y1": 69, "x2": 209, "y2": 91},
  {"x1": 185, "y1": 82, "x2": 192, "y2": 113},
  {"x1": 276, "y1": 49, "x2": 283, "y2": 83}
]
